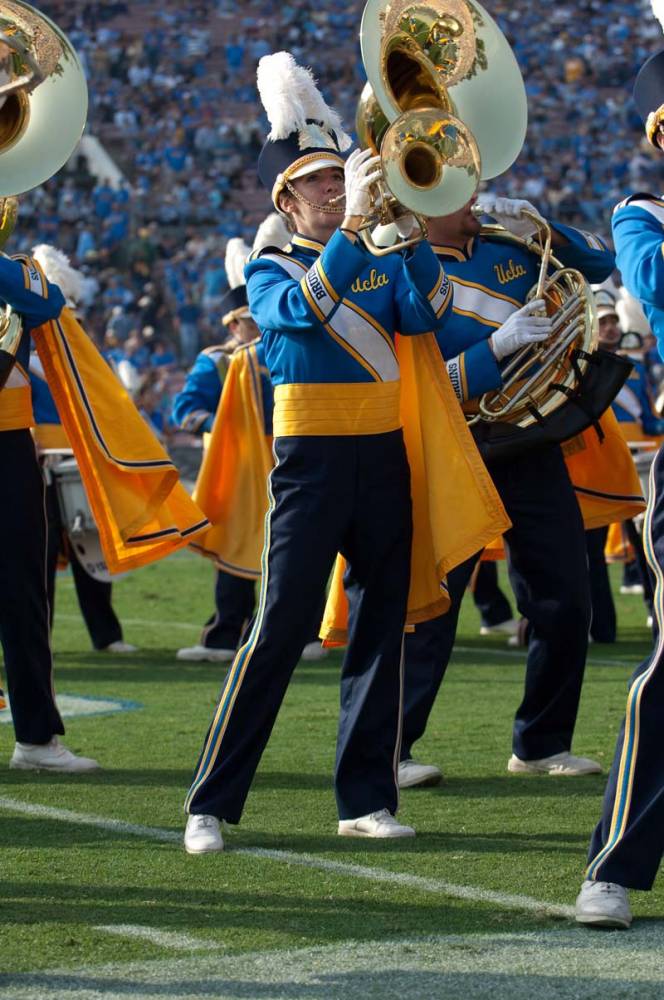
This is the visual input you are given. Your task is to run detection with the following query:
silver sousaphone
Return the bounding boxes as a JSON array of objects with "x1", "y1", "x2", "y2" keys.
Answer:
[
  {"x1": 356, "y1": 0, "x2": 528, "y2": 253},
  {"x1": 0, "y1": 1, "x2": 88, "y2": 387}
]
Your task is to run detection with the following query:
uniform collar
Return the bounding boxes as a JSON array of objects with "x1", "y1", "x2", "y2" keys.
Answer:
[
  {"x1": 430, "y1": 237, "x2": 476, "y2": 261},
  {"x1": 291, "y1": 233, "x2": 325, "y2": 255}
]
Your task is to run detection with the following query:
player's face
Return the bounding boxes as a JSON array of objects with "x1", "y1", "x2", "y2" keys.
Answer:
[
  {"x1": 598, "y1": 313, "x2": 621, "y2": 349},
  {"x1": 230, "y1": 316, "x2": 260, "y2": 344},
  {"x1": 426, "y1": 195, "x2": 481, "y2": 245},
  {"x1": 280, "y1": 167, "x2": 345, "y2": 240}
]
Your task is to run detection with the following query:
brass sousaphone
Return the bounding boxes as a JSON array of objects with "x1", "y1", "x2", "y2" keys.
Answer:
[
  {"x1": 357, "y1": 0, "x2": 528, "y2": 253},
  {"x1": 0, "y1": 0, "x2": 88, "y2": 388},
  {"x1": 466, "y1": 212, "x2": 633, "y2": 459}
]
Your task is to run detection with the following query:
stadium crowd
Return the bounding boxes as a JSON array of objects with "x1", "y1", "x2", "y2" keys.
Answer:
[{"x1": 15, "y1": 0, "x2": 663, "y2": 432}]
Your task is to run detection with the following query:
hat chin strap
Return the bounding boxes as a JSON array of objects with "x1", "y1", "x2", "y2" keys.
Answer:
[{"x1": 283, "y1": 180, "x2": 345, "y2": 215}]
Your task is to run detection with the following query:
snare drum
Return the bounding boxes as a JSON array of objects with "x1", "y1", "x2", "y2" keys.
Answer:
[{"x1": 52, "y1": 458, "x2": 112, "y2": 583}]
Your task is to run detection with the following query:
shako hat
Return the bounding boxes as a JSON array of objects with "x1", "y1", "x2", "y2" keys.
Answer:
[
  {"x1": 256, "y1": 52, "x2": 351, "y2": 209},
  {"x1": 635, "y1": 4, "x2": 664, "y2": 145},
  {"x1": 221, "y1": 213, "x2": 292, "y2": 326},
  {"x1": 593, "y1": 287, "x2": 619, "y2": 320}
]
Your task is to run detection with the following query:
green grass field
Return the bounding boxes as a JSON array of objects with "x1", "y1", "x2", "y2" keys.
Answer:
[{"x1": 1, "y1": 552, "x2": 663, "y2": 999}]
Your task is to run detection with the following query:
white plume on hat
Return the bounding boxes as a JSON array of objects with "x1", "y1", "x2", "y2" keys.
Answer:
[
  {"x1": 32, "y1": 244, "x2": 85, "y2": 307},
  {"x1": 257, "y1": 51, "x2": 351, "y2": 150},
  {"x1": 224, "y1": 237, "x2": 252, "y2": 290},
  {"x1": 652, "y1": 0, "x2": 664, "y2": 32},
  {"x1": 253, "y1": 212, "x2": 290, "y2": 253}
]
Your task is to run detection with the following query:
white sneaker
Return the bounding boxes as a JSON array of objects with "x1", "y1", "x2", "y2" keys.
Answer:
[
  {"x1": 647, "y1": 615, "x2": 654, "y2": 629},
  {"x1": 508, "y1": 751, "x2": 602, "y2": 776},
  {"x1": 398, "y1": 759, "x2": 442, "y2": 788},
  {"x1": 479, "y1": 618, "x2": 519, "y2": 637},
  {"x1": 176, "y1": 644, "x2": 235, "y2": 662},
  {"x1": 301, "y1": 641, "x2": 329, "y2": 662},
  {"x1": 10, "y1": 736, "x2": 100, "y2": 773},
  {"x1": 620, "y1": 584, "x2": 644, "y2": 595},
  {"x1": 184, "y1": 814, "x2": 224, "y2": 854},
  {"x1": 338, "y1": 808, "x2": 415, "y2": 838},
  {"x1": 575, "y1": 879, "x2": 632, "y2": 928},
  {"x1": 100, "y1": 640, "x2": 138, "y2": 654}
]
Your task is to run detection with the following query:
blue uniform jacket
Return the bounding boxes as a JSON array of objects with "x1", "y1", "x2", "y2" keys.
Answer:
[
  {"x1": 612, "y1": 195, "x2": 664, "y2": 361},
  {"x1": 612, "y1": 358, "x2": 664, "y2": 437},
  {"x1": 29, "y1": 354, "x2": 60, "y2": 425},
  {"x1": 172, "y1": 340, "x2": 274, "y2": 436},
  {"x1": 0, "y1": 255, "x2": 65, "y2": 373},
  {"x1": 244, "y1": 229, "x2": 452, "y2": 387},
  {"x1": 431, "y1": 223, "x2": 615, "y2": 402}
]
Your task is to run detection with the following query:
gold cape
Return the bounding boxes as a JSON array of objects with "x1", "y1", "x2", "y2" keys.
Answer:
[
  {"x1": 190, "y1": 342, "x2": 273, "y2": 579},
  {"x1": 482, "y1": 408, "x2": 646, "y2": 560},
  {"x1": 321, "y1": 333, "x2": 512, "y2": 645},
  {"x1": 33, "y1": 309, "x2": 209, "y2": 574}
]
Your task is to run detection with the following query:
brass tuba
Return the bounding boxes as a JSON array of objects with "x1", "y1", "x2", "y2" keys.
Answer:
[
  {"x1": 0, "y1": 1, "x2": 88, "y2": 389},
  {"x1": 467, "y1": 211, "x2": 598, "y2": 429},
  {"x1": 357, "y1": 0, "x2": 528, "y2": 252},
  {"x1": 466, "y1": 211, "x2": 633, "y2": 460}
]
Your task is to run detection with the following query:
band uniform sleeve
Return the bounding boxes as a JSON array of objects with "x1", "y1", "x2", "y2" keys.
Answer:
[
  {"x1": 171, "y1": 353, "x2": 223, "y2": 434},
  {"x1": 547, "y1": 221, "x2": 615, "y2": 284},
  {"x1": 246, "y1": 229, "x2": 369, "y2": 333},
  {"x1": 634, "y1": 363, "x2": 664, "y2": 436},
  {"x1": 395, "y1": 240, "x2": 453, "y2": 335},
  {"x1": 0, "y1": 255, "x2": 65, "y2": 328},
  {"x1": 433, "y1": 333, "x2": 502, "y2": 403},
  {"x1": 612, "y1": 203, "x2": 664, "y2": 309}
]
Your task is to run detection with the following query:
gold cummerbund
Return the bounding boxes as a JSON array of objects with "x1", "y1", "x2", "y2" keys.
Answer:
[
  {"x1": 273, "y1": 380, "x2": 402, "y2": 437},
  {"x1": 0, "y1": 385, "x2": 33, "y2": 431},
  {"x1": 32, "y1": 422, "x2": 70, "y2": 450}
]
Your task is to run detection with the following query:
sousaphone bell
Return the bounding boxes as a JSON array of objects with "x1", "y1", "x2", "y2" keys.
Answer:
[
  {"x1": 358, "y1": 0, "x2": 528, "y2": 249},
  {"x1": 0, "y1": 0, "x2": 88, "y2": 387}
]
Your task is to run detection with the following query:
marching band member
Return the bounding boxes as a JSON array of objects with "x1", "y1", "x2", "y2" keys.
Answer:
[
  {"x1": 183, "y1": 51, "x2": 458, "y2": 852},
  {"x1": 174, "y1": 232, "x2": 273, "y2": 664},
  {"x1": 178, "y1": 219, "x2": 329, "y2": 665},
  {"x1": 0, "y1": 239, "x2": 100, "y2": 771},
  {"x1": 398, "y1": 194, "x2": 617, "y2": 789},
  {"x1": 0, "y1": 0, "x2": 208, "y2": 774},
  {"x1": 29, "y1": 245, "x2": 136, "y2": 655},
  {"x1": 576, "y1": 19, "x2": 664, "y2": 927}
]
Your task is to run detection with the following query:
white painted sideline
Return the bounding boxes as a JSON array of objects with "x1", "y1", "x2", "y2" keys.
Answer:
[
  {"x1": 94, "y1": 924, "x2": 222, "y2": 952},
  {"x1": 0, "y1": 796, "x2": 573, "y2": 919}
]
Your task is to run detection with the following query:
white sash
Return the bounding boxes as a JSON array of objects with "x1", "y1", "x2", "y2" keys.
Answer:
[{"x1": 261, "y1": 253, "x2": 400, "y2": 382}]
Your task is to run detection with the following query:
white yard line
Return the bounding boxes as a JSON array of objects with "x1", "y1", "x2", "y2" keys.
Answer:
[
  {"x1": 94, "y1": 924, "x2": 222, "y2": 952},
  {"x1": 3, "y1": 928, "x2": 664, "y2": 1000},
  {"x1": 455, "y1": 645, "x2": 637, "y2": 669},
  {"x1": 49, "y1": 615, "x2": 644, "y2": 666},
  {"x1": 54, "y1": 614, "x2": 200, "y2": 632},
  {"x1": 0, "y1": 796, "x2": 573, "y2": 919}
]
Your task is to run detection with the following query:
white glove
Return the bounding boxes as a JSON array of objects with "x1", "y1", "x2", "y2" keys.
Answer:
[
  {"x1": 490, "y1": 299, "x2": 552, "y2": 361},
  {"x1": 344, "y1": 148, "x2": 382, "y2": 217},
  {"x1": 475, "y1": 194, "x2": 545, "y2": 239},
  {"x1": 394, "y1": 212, "x2": 416, "y2": 239}
]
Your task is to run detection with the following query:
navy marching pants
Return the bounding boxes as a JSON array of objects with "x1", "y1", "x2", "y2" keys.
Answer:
[
  {"x1": 201, "y1": 570, "x2": 256, "y2": 651},
  {"x1": 402, "y1": 444, "x2": 590, "y2": 762},
  {"x1": 0, "y1": 431, "x2": 64, "y2": 744},
  {"x1": 586, "y1": 444, "x2": 664, "y2": 890},
  {"x1": 472, "y1": 561, "x2": 513, "y2": 628},
  {"x1": 586, "y1": 526, "x2": 616, "y2": 644},
  {"x1": 185, "y1": 431, "x2": 412, "y2": 822},
  {"x1": 45, "y1": 478, "x2": 123, "y2": 650}
]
